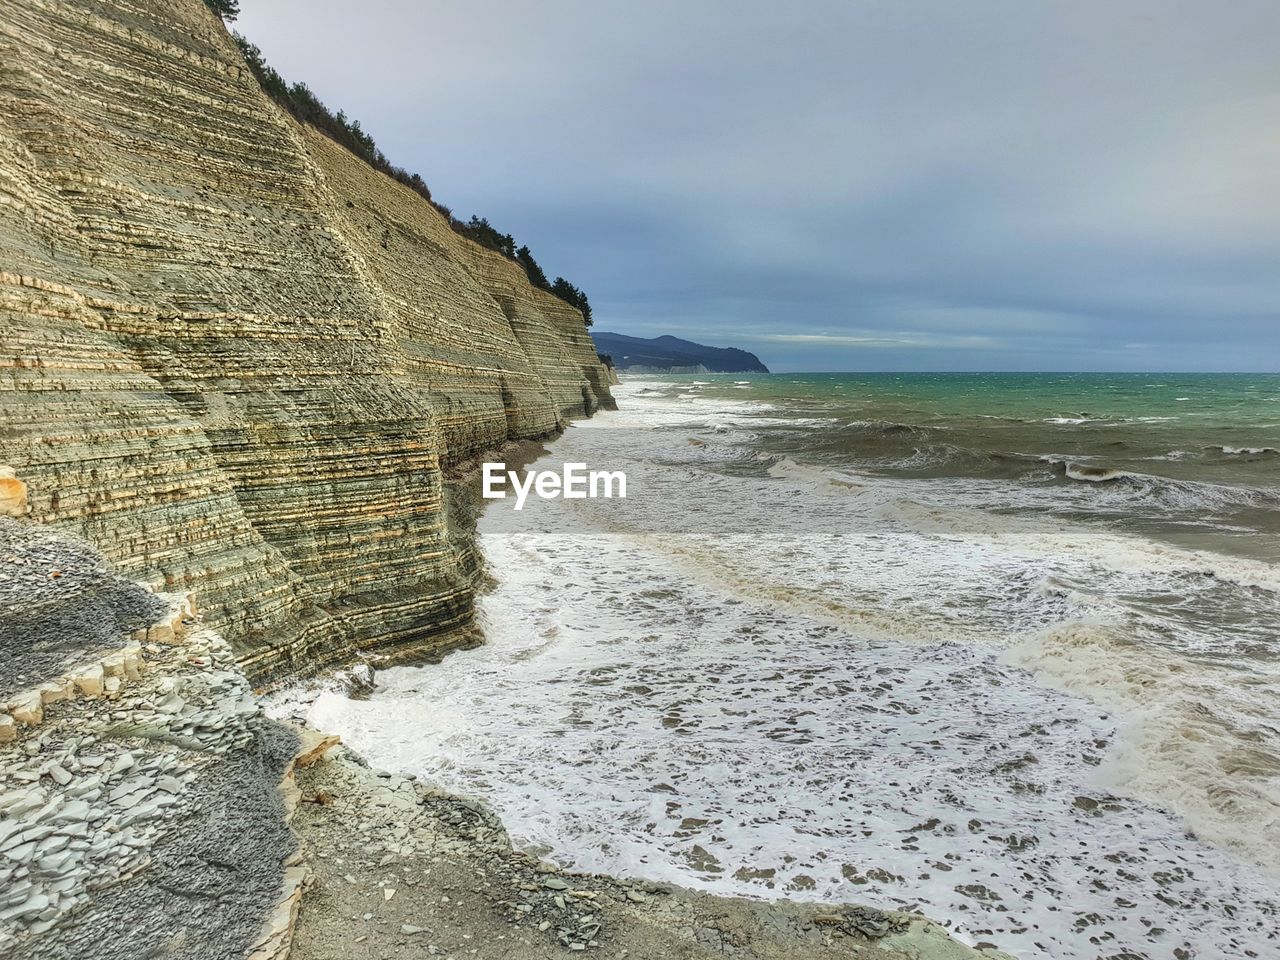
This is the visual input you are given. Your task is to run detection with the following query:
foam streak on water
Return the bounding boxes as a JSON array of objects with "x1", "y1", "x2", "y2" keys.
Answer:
[{"x1": 304, "y1": 378, "x2": 1280, "y2": 960}]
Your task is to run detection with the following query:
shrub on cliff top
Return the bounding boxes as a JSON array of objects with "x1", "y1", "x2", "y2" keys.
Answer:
[{"x1": 517, "y1": 246, "x2": 551, "y2": 292}]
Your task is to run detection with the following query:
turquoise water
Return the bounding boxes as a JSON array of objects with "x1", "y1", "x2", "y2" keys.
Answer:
[{"x1": 659, "y1": 372, "x2": 1280, "y2": 553}]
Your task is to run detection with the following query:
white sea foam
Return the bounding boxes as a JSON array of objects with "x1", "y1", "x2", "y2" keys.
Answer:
[
  {"x1": 1005, "y1": 623, "x2": 1280, "y2": 864},
  {"x1": 308, "y1": 529, "x2": 1279, "y2": 958},
  {"x1": 300, "y1": 379, "x2": 1280, "y2": 960},
  {"x1": 766, "y1": 457, "x2": 864, "y2": 493}
]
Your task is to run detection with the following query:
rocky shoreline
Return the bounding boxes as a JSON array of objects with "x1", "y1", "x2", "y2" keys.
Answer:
[
  {"x1": 283, "y1": 731, "x2": 1016, "y2": 960},
  {"x1": 0, "y1": 517, "x2": 299, "y2": 960},
  {"x1": 265, "y1": 457, "x2": 1020, "y2": 960},
  {"x1": 1, "y1": 499, "x2": 1020, "y2": 960}
]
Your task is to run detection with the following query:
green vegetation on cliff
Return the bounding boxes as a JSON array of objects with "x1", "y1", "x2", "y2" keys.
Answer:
[
  {"x1": 203, "y1": 0, "x2": 239, "y2": 21},
  {"x1": 551, "y1": 278, "x2": 593, "y2": 325}
]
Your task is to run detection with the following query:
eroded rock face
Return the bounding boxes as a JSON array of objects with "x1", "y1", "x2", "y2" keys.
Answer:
[{"x1": 0, "y1": 0, "x2": 613, "y2": 683}]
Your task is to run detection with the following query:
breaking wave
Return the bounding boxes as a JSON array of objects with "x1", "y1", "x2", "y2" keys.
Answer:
[
  {"x1": 1005, "y1": 623, "x2": 1280, "y2": 866},
  {"x1": 1046, "y1": 458, "x2": 1279, "y2": 511},
  {"x1": 1214, "y1": 445, "x2": 1279, "y2": 457}
]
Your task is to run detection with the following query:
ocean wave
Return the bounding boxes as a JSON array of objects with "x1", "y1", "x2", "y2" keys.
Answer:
[
  {"x1": 766, "y1": 456, "x2": 864, "y2": 493},
  {"x1": 843, "y1": 418, "x2": 937, "y2": 438},
  {"x1": 1005, "y1": 623, "x2": 1280, "y2": 869},
  {"x1": 1045, "y1": 459, "x2": 1278, "y2": 511},
  {"x1": 883, "y1": 443, "x2": 1026, "y2": 473},
  {"x1": 1212, "y1": 445, "x2": 1279, "y2": 457},
  {"x1": 1041, "y1": 415, "x2": 1179, "y2": 426},
  {"x1": 1062, "y1": 462, "x2": 1126, "y2": 482}
]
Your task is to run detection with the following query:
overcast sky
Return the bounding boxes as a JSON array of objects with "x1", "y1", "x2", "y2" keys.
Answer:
[{"x1": 237, "y1": 1, "x2": 1279, "y2": 371}]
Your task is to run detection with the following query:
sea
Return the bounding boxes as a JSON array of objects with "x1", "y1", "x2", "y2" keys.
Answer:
[{"x1": 297, "y1": 373, "x2": 1280, "y2": 959}]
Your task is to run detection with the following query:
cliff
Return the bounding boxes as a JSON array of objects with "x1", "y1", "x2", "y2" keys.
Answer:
[{"x1": 0, "y1": 0, "x2": 613, "y2": 684}]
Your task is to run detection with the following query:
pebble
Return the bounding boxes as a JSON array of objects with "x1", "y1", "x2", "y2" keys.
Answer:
[
  {"x1": 154, "y1": 693, "x2": 185, "y2": 715},
  {"x1": 155, "y1": 776, "x2": 183, "y2": 794}
]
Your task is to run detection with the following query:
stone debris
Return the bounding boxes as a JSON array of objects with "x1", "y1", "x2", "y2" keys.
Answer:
[
  {"x1": 2, "y1": 593, "x2": 192, "y2": 739},
  {"x1": 282, "y1": 748, "x2": 1017, "y2": 960},
  {"x1": 0, "y1": 588, "x2": 290, "y2": 956},
  {"x1": 294, "y1": 731, "x2": 342, "y2": 770}
]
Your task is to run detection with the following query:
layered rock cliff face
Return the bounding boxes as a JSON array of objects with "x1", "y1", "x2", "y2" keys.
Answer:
[{"x1": 0, "y1": 0, "x2": 613, "y2": 684}]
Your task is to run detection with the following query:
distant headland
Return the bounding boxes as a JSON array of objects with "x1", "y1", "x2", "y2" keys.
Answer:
[{"x1": 591, "y1": 332, "x2": 769, "y2": 374}]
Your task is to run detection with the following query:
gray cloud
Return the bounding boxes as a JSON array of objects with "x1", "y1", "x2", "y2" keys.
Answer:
[{"x1": 238, "y1": 0, "x2": 1280, "y2": 370}]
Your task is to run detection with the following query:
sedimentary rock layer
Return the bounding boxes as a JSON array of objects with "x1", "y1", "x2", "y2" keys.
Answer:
[{"x1": 0, "y1": 0, "x2": 613, "y2": 682}]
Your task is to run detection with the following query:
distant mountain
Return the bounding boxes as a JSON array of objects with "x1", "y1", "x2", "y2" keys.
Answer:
[{"x1": 591, "y1": 332, "x2": 769, "y2": 374}]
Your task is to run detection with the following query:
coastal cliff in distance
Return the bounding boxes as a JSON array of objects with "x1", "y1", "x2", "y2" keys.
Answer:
[
  {"x1": 0, "y1": 0, "x2": 612, "y2": 684},
  {"x1": 591, "y1": 331, "x2": 769, "y2": 373}
]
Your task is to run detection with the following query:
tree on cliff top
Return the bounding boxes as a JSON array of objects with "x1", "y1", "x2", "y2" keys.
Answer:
[
  {"x1": 552, "y1": 277, "x2": 593, "y2": 325},
  {"x1": 204, "y1": 0, "x2": 240, "y2": 21},
  {"x1": 516, "y1": 246, "x2": 550, "y2": 291},
  {"x1": 454, "y1": 217, "x2": 517, "y2": 259}
]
